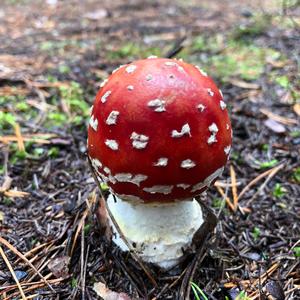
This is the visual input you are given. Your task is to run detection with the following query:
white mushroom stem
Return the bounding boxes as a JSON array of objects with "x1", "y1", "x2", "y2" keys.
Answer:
[{"x1": 107, "y1": 194, "x2": 204, "y2": 270}]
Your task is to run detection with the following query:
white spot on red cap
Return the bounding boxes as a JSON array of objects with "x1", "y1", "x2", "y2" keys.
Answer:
[
  {"x1": 143, "y1": 185, "x2": 173, "y2": 194},
  {"x1": 101, "y1": 90, "x2": 111, "y2": 103},
  {"x1": 207, "y1": 88, "x2": 214, "y2": 97},
  {"x1": 177, "y1": 65, "x2": 185, "y2": 72},
  {"x1": 224, "y1": 145, "x2": 231, "y2": 155},
  {"x1": 91, "y1": 158, "x2": 102, "y2": 169},
  {"x1": 106, "y1": 111, "x2": 120, "y2": 125},
  {"x1": 89, "y1": 115, "x2": 98, "y2": 131},
  {"x1": 220, "y1": 100, "x2": 227, "y2": 110},
  {"x1": 148, "y1": 99, "x2": 166, "y2": 112},
  {"x1": 195, "y1": 65, "x2": 207, "y2": 76},
  {"x1": 89, "y1": 105, "x2": 93, "y2": 116},
  {"x1": 197, "y1": 104, "x2": 206, "y2": 112},
  {"x1": 130, "y1": 132, "x2": 149, "y2": 149},
  {"x1": 165, "y1": 61, "x2": 177, "y2": 66},
  {"x1": 127, "y1": 85, "x2": 134, "y2": 91},
  {"x1": 209, "y1": 123, "x2": 218, "y2": 133},
  {"x1": 226, "y1": 123, "x2": 230, "y2": 130},
  {"x1": 176, "y1": 183, "x2": 190, "y2": 189},
  {"x1": 100, "y1": 79, "x2": 108, "y2": 87},
  {"x1": 207, "y1": 123, "x2": 218, "y2": 144},
  {"x1": 105, "y1": 139, "x2": 119, "y2": 150},
  {"x1": 146, "y1": 74, "x2": 153, "y2": 81},
  {"x1": 171, "y1": 123, "x2": 191, "y2": 138},
  {"x1": 147, "y1": 55, "x2": 158, "y2": 59},
  {"x1": 126, "y1": 65, "x2": 137, "y2": 73},
  {"x1": 103, "y1": 167, "x2": 111, "y2": 174},
  {"x1": 112, "y1": 64, "x2": 125, "y2": 74},
  {"x1": 181, "y1": 159, "x2": 196, "y2": 169},
  {"x1": 153, "y1": 157, "x2": 168, "y2": 167},
  {"x1": 114, "y1": 173, "x2": 148, "y2": 186}
]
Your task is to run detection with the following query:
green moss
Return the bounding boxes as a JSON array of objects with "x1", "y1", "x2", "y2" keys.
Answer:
[{"x1": 107, "y1": 42, "x2": 162, "y2": 60}]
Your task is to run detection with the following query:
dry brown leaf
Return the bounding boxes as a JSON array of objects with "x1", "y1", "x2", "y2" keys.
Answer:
[{"x1": 93, "y1": 282, "x2": 131, "y2": 300}]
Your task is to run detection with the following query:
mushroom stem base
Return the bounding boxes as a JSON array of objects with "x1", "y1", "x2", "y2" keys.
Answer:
[{"x1": 107, "y1": 194, "x2": 204, "y2": 270}]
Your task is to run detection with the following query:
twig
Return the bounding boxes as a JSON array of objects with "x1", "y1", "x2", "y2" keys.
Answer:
[
  {"x1": 246, "y1": 164, "x2": 284, "y2": 206},
  {"x1": 230, "y1": 165, "x2": 238, "y2": 211},
  {"x1": 0, "y1": 246, "x2": 27, "y2": 300},
  {"x1": 237, "y1": 163, "x2": 284, "y2": 201},
  {"x1": 14, "y1": 123, "x2": 25, "y2": 151},
  {"x1": 216, "y1": 186, "x2": 235, "y2": 212}
]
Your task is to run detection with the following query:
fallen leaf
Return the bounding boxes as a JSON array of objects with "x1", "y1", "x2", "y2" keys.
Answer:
[
  {"x1": 93, "y1": 282, "x2": 131, "y2": 300},
  {"x1": 264, "y1": 119, "x2": 286, "y2": 133}
]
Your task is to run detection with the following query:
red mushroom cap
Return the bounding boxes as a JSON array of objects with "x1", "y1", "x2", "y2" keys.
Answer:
[{"x1": 88, "y1": 58, "x2": 232, "y2": 202}]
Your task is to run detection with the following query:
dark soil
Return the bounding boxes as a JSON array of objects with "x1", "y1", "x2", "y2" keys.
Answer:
[{"x1": 0, "y1": 0, "x2": 299, "y2": 299}]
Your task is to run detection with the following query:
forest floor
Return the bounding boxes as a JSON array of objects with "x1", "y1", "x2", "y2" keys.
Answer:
[{"x1": 0, "y1": 0, "x2": 299, "y2": 299}]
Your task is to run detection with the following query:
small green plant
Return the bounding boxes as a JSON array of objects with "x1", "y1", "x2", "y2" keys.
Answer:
[
  {"x1": 293, "y1": 247, "x2": 300, "y2": 257},
  {"x1": 292, "y1": 167, "x2": 300, "y2": 183},
  {"x1": 100, "y1": 182, "x2": 109, "y2": 192},
  {"x1": 0, "y1": 111, "x2": 16, "y2": 130},
  {"x1": 71, "y1": 277, "x2": 78, "y2": 288},
  {"x1": 252, "y1": 227, "x2": 261, "y2": 241},
  {"x1": 259, "y1": 159, "x2": 278, "y2": 169},
  {"x1": 190, "y1": 282, "x2": 208, "y2": 300},
  {"x1": 236, "y1": 290, "x2": 251, "y2": 300},
  {"x1": 48, "y1": 147, "x2": 60, "y2": 158},
  {"x1": 273, "y1": 183, "x2": 286, "y2": 198}
]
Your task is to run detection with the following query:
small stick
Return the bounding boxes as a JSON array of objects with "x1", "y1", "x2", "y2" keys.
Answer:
[{"x1": 230, "y1": 165, "x2": 238, "y2": 211}]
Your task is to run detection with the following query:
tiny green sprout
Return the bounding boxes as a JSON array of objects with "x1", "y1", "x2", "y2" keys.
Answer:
[
  {"x1": 33, "y1": 148, "x2": 45, "y2": 157},
  {"x1": 71, "y1": 277, "x2": 78, "y2": 288},
  {"x1": 290, "y1": 131, "x2": 300, "y2": 138},
  {"x1": 212, "y1": 198, "x2": 223, "y2": 209},
  {"x1": 58, "y1": 65, "x2": 71, "y2": 74},
  {"x1": 293, "y1": 247, "x2": 300, "y2": 257},
  {"x1": 292, "y1": 167, "x2": 300, "y2": 183},
  {"x1": 190, "y1": 282, "x2": 208, "y2": 300},
  {"x1": 84, "y1": 223, "x2": 91, "y2": 234},
  {"x1": 275, "y1": 75, "x2": 290, "y2": 89},
  {"x1": 261, "y1": 144, "x2": 269, "y2": 151},
  {"x1": 48, "y1": 147, "x2": 60, "y2": 158},
  {"x1": 100, "y1": 183, "x2": 109, "y2": 192},
  {"x1": 16, "y1": 101, "x2": 29, "y2": 111},
  {"x1": 3, "y1": 197, "x2": 13, "y2": 206},
  {"x1": 253, "y1": 227, "x2": 261, "y2": 241},
  {"x1": 0, "y1": 111, "x2": 16, "y2": 129},
  {"x1": 259, "y1": 159, "x2": 278, "y2": 169},
  {"x1": 236, "y1": 290, "x2": 251, "y2": 300},
  {"x1": 273, "y1": 183, "x2": 286, "y2": 198}
]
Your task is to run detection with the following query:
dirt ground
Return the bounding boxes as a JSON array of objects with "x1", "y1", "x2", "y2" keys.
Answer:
[{"x1": 0, "y1": 0, "x2": 299, "y2": 299}]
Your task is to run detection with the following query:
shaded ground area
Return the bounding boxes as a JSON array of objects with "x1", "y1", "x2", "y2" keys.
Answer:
[{"x1": 0, "y1": 0, "x2": 299, "y2": 299}]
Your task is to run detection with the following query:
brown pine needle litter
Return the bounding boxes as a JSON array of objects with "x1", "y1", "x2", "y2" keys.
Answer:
[
  {"x1": 0, "y1": 246, "x2": 27, "y2": 300},
  {"x1": 0, "y1": 237, "x2": 54, "y2": 292}
]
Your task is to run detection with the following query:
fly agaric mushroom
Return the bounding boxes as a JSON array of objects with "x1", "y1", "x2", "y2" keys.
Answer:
[{"x1": 88, "y1": 57, "x2": 232, "y2": 269}]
